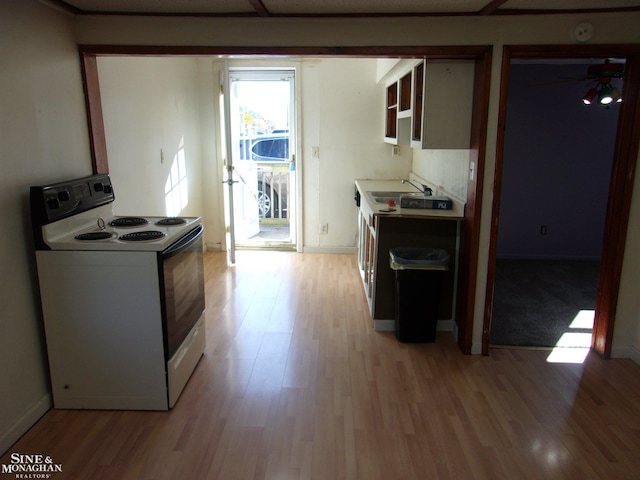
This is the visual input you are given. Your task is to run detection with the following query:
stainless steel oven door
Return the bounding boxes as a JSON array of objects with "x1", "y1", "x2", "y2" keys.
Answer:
[{"x1": 160, "y1": 224, "x2": 205, "y2": 359}]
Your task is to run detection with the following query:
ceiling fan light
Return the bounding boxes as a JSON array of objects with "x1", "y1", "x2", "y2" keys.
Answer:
[
  {"x1": 598, "y1": 85, "x2": 615, "y2": 105},
  {"x1": 582, "y1": 88, "x2": 597, "y2": 105},
  {"x1": 610, "y1": 87, "x2": 622, "y2": 103}
]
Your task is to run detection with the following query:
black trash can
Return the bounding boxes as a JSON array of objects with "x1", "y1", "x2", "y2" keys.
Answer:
[{"x1": 389, "y1": 247, "x2": 450, "y2": 343}]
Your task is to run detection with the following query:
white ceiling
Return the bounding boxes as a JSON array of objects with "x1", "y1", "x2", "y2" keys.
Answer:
[{"x1": 44, "y1": 0, "x2": 640, "y2": 17}]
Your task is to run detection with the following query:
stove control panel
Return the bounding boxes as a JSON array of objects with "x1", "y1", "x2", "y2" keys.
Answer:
[{"x1": 31, "y1": 174, "x2": 115, "y2": 224}]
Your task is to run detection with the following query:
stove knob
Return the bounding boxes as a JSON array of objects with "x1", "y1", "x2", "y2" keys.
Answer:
[
  {"x1": 47, "y1": 198, "x2": 60, "y2": 209},
  {"x1": 103, "y1": 185, "x2": 113, "y2": 194},
  {"x1": 93, "y1": 182, "x2": 104, "y2": 192},
  {"x1": 57, "y1": 191, "x2": 70, "y2": 202}
]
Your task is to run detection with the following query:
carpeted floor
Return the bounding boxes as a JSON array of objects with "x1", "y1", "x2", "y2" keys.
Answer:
[{"x1": 489, "y1": 259, "x2": 600, "y2": 347}]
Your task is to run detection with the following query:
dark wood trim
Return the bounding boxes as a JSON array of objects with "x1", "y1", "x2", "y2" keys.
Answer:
[
  {"x1": 480, "y1": 0, "x2": 509, "y2": 15},
  {"x1": 594, "y1": 53, "x2": 640, "y2": 358},
  {"x1": 483, "y1": 44, "x2": 640, "y2": 358},
  {"x1": 481, "y1": 49, "x2": 512, "y2": 356},
  {"x1": 491, "y1": 7, "x2": 640, "y2": 16},
  {"x1": 78, "y1": 45, "x2": 490, "y2": 59},
  {"x1": 40, "y1": 0, "x2": 82, "y2": 14},
  {"x1": 248, "y1": 0, "x2": 270, "y2": 17},
  {"x1": 457, "y1": 49, "x2": 493, "y2": 354},
  {"x1": 79, "y1": 44, "x2": 493, "y2": 355},
  {"x1": 495, "y1": 44, "x2": 640, "y2": 59},
  {"x1": 79, "y1": 53, "x2": 109, "y2": 174}
]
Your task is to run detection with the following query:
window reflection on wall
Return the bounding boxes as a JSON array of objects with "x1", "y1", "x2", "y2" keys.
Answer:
[{"x1": 165, "y1": 140, "x2": 189, "y2": 216}]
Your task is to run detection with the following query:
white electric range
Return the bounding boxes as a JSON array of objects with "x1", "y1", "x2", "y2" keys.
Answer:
[{"x1": 31, "y1": 174, "x2": 206, "y2": 410}]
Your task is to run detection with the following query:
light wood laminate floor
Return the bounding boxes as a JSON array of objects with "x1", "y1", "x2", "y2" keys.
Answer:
[{"x1": 3, "y1": 251, "x2": 640, "y2": 479}]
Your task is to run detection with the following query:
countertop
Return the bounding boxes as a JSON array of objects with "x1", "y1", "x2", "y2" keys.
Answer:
[{"x1": 355, "y1": 179, "x2": 465, "y2": 220}]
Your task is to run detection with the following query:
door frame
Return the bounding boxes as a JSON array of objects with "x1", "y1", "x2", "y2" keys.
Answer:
[
  {"x1": 226, "y1": 67, "x2": 298, "y2": 252},
  {"x1": 78, "y1": 44, "x2": 492, "y2": 355},
  {"x1": 483, "y1": 44, "x2": 640, "y2": 357}
]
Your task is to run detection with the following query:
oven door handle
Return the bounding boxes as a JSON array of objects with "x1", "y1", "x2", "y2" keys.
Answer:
[{"x1": 161, "y1": 224, "x2": 204, "y2": 259}]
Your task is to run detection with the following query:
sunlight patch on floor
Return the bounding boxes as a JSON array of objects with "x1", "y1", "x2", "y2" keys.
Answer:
[
  {"x1": 546, "y1": 310, "x2": 594, "y2": 364},
  {"x1": 569, "y1": 309, "x2": 595, "y2": 329},
  {"x1": 546, "y1": 346, "x2": 590, "y2": 363}
]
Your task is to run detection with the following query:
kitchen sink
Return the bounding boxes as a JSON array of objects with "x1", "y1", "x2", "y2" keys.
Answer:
[
  {"x1": 367, "y1": 190, "x2": 452, "y2": 209},
  {"x1": 367, "y1": 191, "x2": 408, "y2": 204}
]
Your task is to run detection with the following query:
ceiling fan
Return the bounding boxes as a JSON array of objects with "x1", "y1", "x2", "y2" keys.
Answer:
[
  {"x1": 528, "y1": 59, "x2": 625, "y2": 106},
  {"x1": 579, "y1": 60, "x2": 624, "y2": 105}
]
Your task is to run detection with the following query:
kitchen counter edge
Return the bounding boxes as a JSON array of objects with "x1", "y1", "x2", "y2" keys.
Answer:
[{"x1": 355, "y1": 179, "x2": 465, "y2": 220}]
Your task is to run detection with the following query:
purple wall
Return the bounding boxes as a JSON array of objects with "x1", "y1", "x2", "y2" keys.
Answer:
[{"x1": 497, "y1": 63, "x2": 620, "y2": 260}]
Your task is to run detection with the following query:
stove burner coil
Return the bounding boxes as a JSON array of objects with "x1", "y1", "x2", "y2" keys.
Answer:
[
  {"x1": 156, "y1": 217, "x2": 187, "y2": 226},
  {"x1": 109, "y1": 217, "x2": 149, "y2": 227},
  {"x1": 119, "y1": 230, "x2": 166, "y2": 242},
  {"x1": 76, "y1": 232, "x2": 115, "y2": 241}
]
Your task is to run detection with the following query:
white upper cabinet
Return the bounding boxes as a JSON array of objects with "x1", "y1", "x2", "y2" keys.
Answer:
[
  {"x1": 412, "y1": 59, "x2": 474, "y2": 149},
  {"x1": 384, "y1": 65, "x2": 413, "y2": 145},
  {"x1": 383, "y1": 59, "x2": 474, "y2": 149}
]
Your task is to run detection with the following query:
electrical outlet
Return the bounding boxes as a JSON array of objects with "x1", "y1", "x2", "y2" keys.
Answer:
[
  {"x1": 312, "y1": 147, "x2": 320, "y2": 159},
  {"x1": 320, "y1": 223, "x2": 328, "y2": 234}
]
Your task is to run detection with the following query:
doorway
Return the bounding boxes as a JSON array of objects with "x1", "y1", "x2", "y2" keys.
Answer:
[
  {"x1": 80, "y1": 44, "x2": 492, "y2": 355},
  {"x1": 489, "y1": 60, "x2": 619, "y2": 354},
  {"x1": 226, "y1": 69, "x2": 297, "y2": 252},
  {"x1": 483, "y1": 45, "x2": 640, "y2": 358}
]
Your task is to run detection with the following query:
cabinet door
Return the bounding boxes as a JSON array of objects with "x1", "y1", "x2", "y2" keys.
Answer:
[
  {"x1": 411, "y1": 61, "x2": 425, "y2": 145},
  {"x1": 385, "y1": 82, "x2": 398, "y2": 141},
  {"x1": 399, "y1": 71, "x2": 412, "y2": 113},
  {"x1": 411, "y1": 60, "x2": 474, "y2": 149},
  {"x1": 384, "y1": 74, "x2": 412, "y2": 145}
]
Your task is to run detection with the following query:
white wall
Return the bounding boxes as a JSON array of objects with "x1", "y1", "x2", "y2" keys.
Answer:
[
  {"x1": 614, "y1": 160, "x2": 640, "y2": 363},
  {"x1": 412, "y1": 150, "x2": 471, "y2": 200},
  {"x1": 98, "y1": 57, "x2": 205, "y2": 219},
  {"x1": 97, "y1": 56, "x2": 411, "y2": 252},
  {"x1": 497, "y1": 63, "x2": 616, "y2": 261},
  {"x1": 302, "y1": 58, "x2": 412, "y2": 251},
  {"x1": 197, "y1": 60, "x2": 226, "y2": 251},
  {"x1": 0, "y1": 0, "x2": 93, "y2": 455}
]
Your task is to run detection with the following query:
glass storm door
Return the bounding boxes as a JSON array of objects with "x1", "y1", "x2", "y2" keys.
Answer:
[{"x1": 227, "y1": 69, "x2": 296, "y2": 250}]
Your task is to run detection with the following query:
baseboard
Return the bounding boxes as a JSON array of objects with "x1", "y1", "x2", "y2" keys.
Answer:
[
  {"x1": 374, "y1": 319, "x2": 395, "y2": 331},
  {"x1": 0, "y1": 393, "x2": 52, "y2": 456},
  {"x1": 205, "y1": 242, "x2": 223, "y2": 252},
  {"x1": 374, "y1": 319, "x2": 453, "y2": 333},
  {"x1": 302, "y1": 246, "x2": 357, "y2": 254},
  {"x1": 438, "y1": 319, "x2": 454, "y2": 332},
  {"x1": 611, "y1": 344, "x2": 640, "y2": 366}
]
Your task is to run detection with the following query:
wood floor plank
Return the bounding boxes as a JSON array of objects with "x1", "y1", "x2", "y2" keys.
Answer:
[{"x1": 2, "y1": 250, "x2": 640, "y2": 479}]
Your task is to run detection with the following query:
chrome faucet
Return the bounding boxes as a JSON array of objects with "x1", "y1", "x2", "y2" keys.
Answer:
[{"x1": 402, "y1": 179, "x2": 433, "y2": 196}]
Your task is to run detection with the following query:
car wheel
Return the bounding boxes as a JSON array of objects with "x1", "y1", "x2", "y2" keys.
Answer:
[{"x1": 257, "y1": 183, "x2": 279, "y2": 218}]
